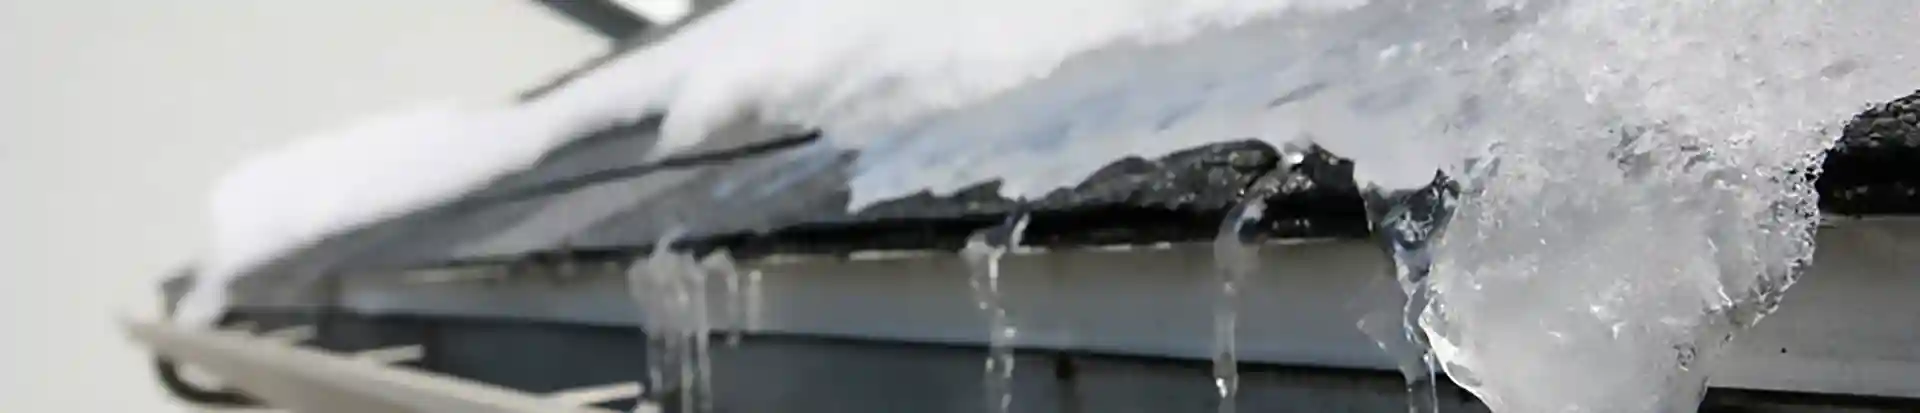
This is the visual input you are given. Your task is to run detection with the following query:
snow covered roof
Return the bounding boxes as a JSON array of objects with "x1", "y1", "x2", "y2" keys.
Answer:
[
  {"x1": 213, "y1": 100, "x2": 1917, "y2": 309},
  {"x1": 183, "y1": 0, "x2": 1920, "y2": 323}
]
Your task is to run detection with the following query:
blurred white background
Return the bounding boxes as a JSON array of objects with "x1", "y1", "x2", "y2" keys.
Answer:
[{"x1": 0, "y1": 1, "x2": 603, "y2": 410}]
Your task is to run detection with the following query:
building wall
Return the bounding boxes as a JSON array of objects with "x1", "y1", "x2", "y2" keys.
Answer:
[{"x1": 0, "y1": 1, "x2": 605, "y2": 411}]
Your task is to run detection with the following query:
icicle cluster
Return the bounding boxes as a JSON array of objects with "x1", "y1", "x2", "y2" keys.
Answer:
[{"x1": 627, "y1": 242, "x2": 714, "y2": 413}]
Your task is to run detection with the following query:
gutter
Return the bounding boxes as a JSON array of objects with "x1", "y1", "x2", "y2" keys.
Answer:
[{"x1": 126, "y1": 320, "x2": 640, "y2": 413}]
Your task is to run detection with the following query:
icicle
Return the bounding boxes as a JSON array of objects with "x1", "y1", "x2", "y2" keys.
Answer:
[
  {"x1": 1211, "y1": 161, "x2": 1299, "y2": 413},
  {"x1": 626, "y1": 251, "x2": 671, "y2": 411},
  {"x1": 1361, "y1": 177, "x2": 1460, "y2": 413},
  {"x1": 745, "y1": 269, "x2": 764, "y2": 334},
  {"x1": 702, "y1": 250, "x2": 746, "y2": 347},
  {"x1": 963, "y1": 212, "x2": 1031, "y2": 413},
  {"x1": 625, "y1": 236, "x2": 715, "y2": 413},
  {"x1": 1211, "y1": 197, "x2": 1263, "y2": 413},
  {"x1": 689, "y1": 253, "x2": 712, "y2": 413}
]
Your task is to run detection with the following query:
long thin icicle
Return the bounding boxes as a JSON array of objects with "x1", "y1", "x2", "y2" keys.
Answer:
[
  {"x1": 963, "y1": 213, "x2": 1031, "y2": 413},
  {"x1": 1211, "y1": 198, "x2": 1263, "y2": 413},
  {"x1": 1211, "y1": 162, "x2": 1299, "y2": 413},
  {"x1": 745, "y1": 269, "x2": 764, "y2": 334},
  {"x1": 702, "y1": 250, "x2": 747, "y2": 347}
]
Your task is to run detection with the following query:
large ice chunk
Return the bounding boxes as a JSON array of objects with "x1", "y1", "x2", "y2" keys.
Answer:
[{"x1": 1415, "y1": 1, "x2": 1920, "y2": 411}]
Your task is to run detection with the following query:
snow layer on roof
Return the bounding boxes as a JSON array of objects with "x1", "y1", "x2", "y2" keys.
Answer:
[
  {"x1": 533, "y1": 0, "x2": 1373, "y2": 160},
  {"x1": 527, "y1": 0, "x2": 1505, "y2": 208},
  {"x1": 176, "y1": 102, "x2": 576, "y2": 324},
  {"x1": 843, "y1": 1, "x2": 1505, "y2": 207},
  {"x1": 179, "y1": 0, "x2": 1390, "y2": 324}
]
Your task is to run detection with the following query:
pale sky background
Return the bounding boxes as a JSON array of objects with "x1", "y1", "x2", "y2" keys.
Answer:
[{"x1": 0, "y1": 1, "x2": 605, "y2": 410}]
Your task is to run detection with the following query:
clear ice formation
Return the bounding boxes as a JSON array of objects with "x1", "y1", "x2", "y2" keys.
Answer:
[
  {"x1": 745, "y1": 269, "x2": 765, "y2": 336},
  {"x1": 963, "y1": 213, "x2": 1031, "y2": 413},
  {"x1": 1362, "y1": 178, "x2": 1459, "y2": 413},
  {"x1": 1211, "y1": 203, "x2": 1259, "y2": 413},
  {"x1": 701, "y1": 250, "x2": 748, "y2": 347},
  {"x1": 1212, "y1": 177, "x2": 1277, "y2": 413},
  {"x1": 1399, "y1": 2, "x2": 1920, "y2": 411},
  {"x1": 627, "y1": 240, "x2": 715, "y2": 413}
]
